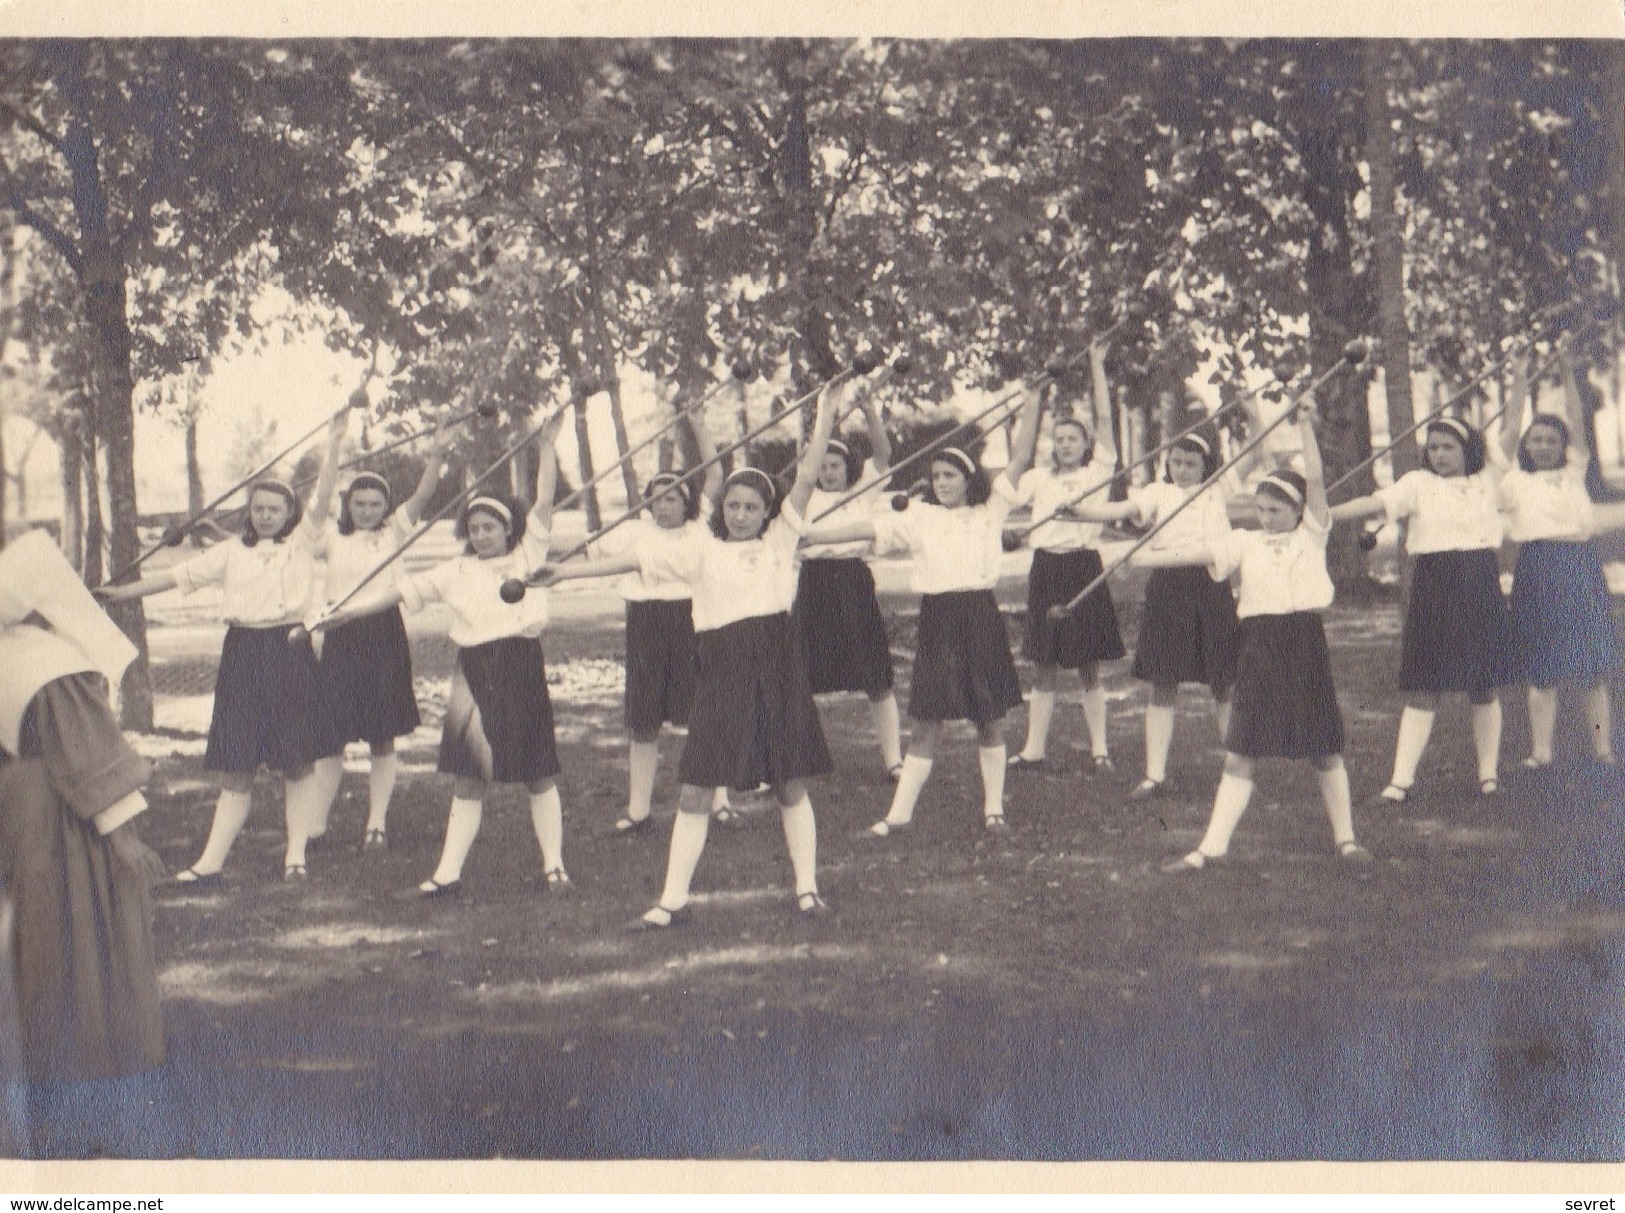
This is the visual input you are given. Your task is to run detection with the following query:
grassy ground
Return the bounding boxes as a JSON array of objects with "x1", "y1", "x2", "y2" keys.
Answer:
[{"x1": 25, "y1": 575, "x2": 1625, "y2": 1160}]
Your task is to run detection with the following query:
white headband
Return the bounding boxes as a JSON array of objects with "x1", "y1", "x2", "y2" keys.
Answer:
[
  {"x1": 251, "y1": 477, "x2": 296, "y2": 500},
  {"x1": 725, "y1": 467, "x2": 778, "y2": 504},
  {"x1": 1257, "y1": 473, "x2": 1305, "y2": 507},
  {"x1": 1429, "y1": 416, "x2": 1473, "y2": 446},
  {"x1": 347, "y1": 471, "x2": 391, "y2": 499},
  {"x1": 466, "y1": 496, "x2": 514, "y2": 526},
  {"x1": 1177, "y1": 433, "x2": 1212, "y2": 458},
  {"x1": 934, "y1": 447, "x2": 978, "y2": 477},
  {"x1": 826, "y1": 439, "x2": 852, "y2": 460},
  {"x1": 646, "y1": 472, "x2": 693, "y2": 503}
]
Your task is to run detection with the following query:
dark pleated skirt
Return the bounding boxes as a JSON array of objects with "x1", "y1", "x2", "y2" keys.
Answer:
[
  {"x1": 678, "y1": 613, "x2": 833, "y2": 790},
  {"x1": 1399, "y1": 550, "x2": 1514, "y2": 695},
  {"x1": 1023, "y1": 548, "x2": 1126, "y2": 668},
  {"x1": 206, "y1": 625, "x2": 335, "y2": 774},
  {"x1": 0, "y1": 674, "x2": 164, "y2": 1080},
  {"x1": 793, "y1": 558, "x2": 895, "y2": 694},
  {"x1": 908, "y1": 590, "x2": 1024, "y2": 725},
  {"x1": 438, "y1": 637, "x2": 561, "y2": 786},
  {"x1": 1225, "y1": 613, "x2": 1345, "y2": 759},
  {"x1": 624, "y1": 598, "x2": 699, "y2": 733},
  {"x1": 1130, "y1": 566, "x2": 1240, "y2": 694},
  {"x1": 1509, "y1": 539, "x2": 1622, "y2": 688},
  {"x1": 316, "y1": 607, "x2": 421, "y2": 749}
]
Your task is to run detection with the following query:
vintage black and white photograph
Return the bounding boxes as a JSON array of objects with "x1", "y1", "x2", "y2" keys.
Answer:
[{"x1": 1, "y1": 10, "x2": 1623, "y2": 1171}]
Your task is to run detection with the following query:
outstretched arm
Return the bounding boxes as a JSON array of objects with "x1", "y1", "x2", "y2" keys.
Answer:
[
  {"x1": 528, "y1": 555, "x2": 641, "y2": 587},
  {"x1": 1329, "y1": 495, "x2": 1386, "y2": 524},
  {"x1": 1298, "y1": 404, "x2": 1329, "y2": 528},
  {"x1": 800, "y1": 519, "x2": 877, "y2": 548},
  {"x1": 313, "y1": 585, "x2": 406, "y2": 631},
  {"x1": 92, "y1": 571, "x2": 179, "y2": 602},
  {"x1": 1500, "y1": 351, "x2": 1530, "y2": 466},
  {"x1": 401, "y1": 425, "x2": 452, "y2": 524},
  {"x1": 1131, "y1": 543, "x2": 1214, "y2": 569},
  {"x1": 1004, "y1": 381, "x2": 1044, "y2": 484},
  {"x1": 1556, "y1": 334, "x2": 1591, "y2": 463},
  {"x1": 786, "y1": 378, "x2": 841, "y2": 519},
  {"x1": 306, "y1": 409, "x2": 350, "y2": 527},
  {"x1": 1088, "y1": 338, "x2": 1117, "y2": 467},
  {"x1": 860, "y1": 390, "x2": 892, "y2": 473},
  {"x1": 528, "y1": 407, "x2": 569, "y2": 534}
]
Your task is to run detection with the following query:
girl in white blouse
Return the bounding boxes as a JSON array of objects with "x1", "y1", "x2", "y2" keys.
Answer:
[
  {"x1": 799, "y1": 382, "x2": 1043, "y2": 839},
  {"x1": 315, "y1": 407, "x2": 571, "y2": 899},
  {"x1": 308, "y1": 426, "x2": 450, "y2": 852},
  {"x1": 1063, "y1": 428, "x2": 1244, "y2": 803},
  {"x1": 594, "y1": 420, "x2": 729, "y2": 834},
  {"x1": 1333, "y1": 411, "x2": 1513, "y2": 803},
  {"x1": 1498, "y1": 339, "x2": 1620, "y2": 769},
  {"x1": 96, "y1": 410, "x2": 349, "y2": 884},
  {"x1": 1007, "y1": 337, "x2": 1125, "y2": 775},
  {"x1": 1133, "y1": 407, "x2": 1369, "y2": 870},
  {"x1": 793, "y1": 383, "x2": 904, "y2": 780},
  {"x1": 536, "y1": 384, "x2": 844, "y2": 927}
]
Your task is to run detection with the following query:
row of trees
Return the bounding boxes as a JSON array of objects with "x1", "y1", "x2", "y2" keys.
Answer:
[{"x1": 1, "y1": 38, "x2": 1620, "y2": 727}]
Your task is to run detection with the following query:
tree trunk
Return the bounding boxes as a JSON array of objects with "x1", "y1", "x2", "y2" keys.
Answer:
[
  {"x1": 575, "y1": 161, "x2": 641, "y2": 513},
  {"x1": 1298, "y1": 47, "x2": 1377, "y2": 596},
  {"x1": 81, "y1": 423, "x2": 103, "y2": 588},
  {"x1": 61, "y1": 107, "x2": 152, "y2": 728}
]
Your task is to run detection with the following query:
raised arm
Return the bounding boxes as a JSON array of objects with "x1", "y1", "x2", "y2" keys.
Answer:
[
  {"x1": 1004, "y1": 381, "x2": 1045, "y2": 484},
  {"x1": 1298, "y1": 404, "x2": 1329, "y2": 528},
  {"x1": 1088, "y1": 338, "x2": 1117, "y2": 467},
  {"x1": 860, "y1": 390, "x2": 892, "y2": 473},
  {"x1": 1556, "y1": 334, "x2": 1591, "y2": 463},
  {"x1": 682, "y1": 405, "x2": 724, "y2": 509},
  {"x1": 306, "y1": 409, "x2": 350, "y2": 527},
  {"x1": 528, "y1": 407, "x2": 569, "y2": 534},
  {"x1": 1500, "y1": 351, "x2": 1530, "y2": 466},
  {"x1": 786, "y1": 378, "x2": 841, "y2": 519},
  {"x1": 400, "y1": 424, "x2": 452, "y2": 525}
]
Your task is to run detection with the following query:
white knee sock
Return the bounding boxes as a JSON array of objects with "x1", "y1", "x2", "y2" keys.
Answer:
[
  {"x1": 311, "y1": 754, "x2": 344, "y2": 837},
  {"x1": 430, "y1": 797, "x2": 483, "y2": 885},
  {"x1": 1144, "y1": 704, "x2": 1174, "y2": 782},
  {"x1": 283, "y1": 773, "x2": 318, "y2": 868},
  {"x1": 1527, "y1": 687, "x2": 1558, "y2": 764},
  {"x1": 1020, "y1": 690, "x2": 1056, "y2": 761},
  {"x1": 870, "y1": 694, "x2": 904, "y2": 770},
  {"x1": 193, "y1": 788, "x2": 253, "y2": 874},
  {"x1": 1389, "y1": 706, "x2": 1436, "y2": 788},
  {"x1": 978, "y1": 744, "x2": 1007, "y2": 819},
  {"x1": 780, "y1": 795, "x2": 819, "y2": 896},
  {"x1": 1319, "y1": 764, "x2": 1356, "y2": 847},
  {"x1": 366, "y1": 752, "x2": 398, "y2": 833},
  {"x1": 1081, "y1": 685, "x2": 1109, "y2": 759},
  {"x1": 529, "y1": 786, "x2": 564, "y2": 872},
  {"x1": 1586, "y1": 684, "x2": 1615, "y2": 759},
  {"x1": 628, "y1": 741, "x2": 660, "y2": 821},
  {"x1": 884, "y1": 754, "x2": 933, "y2": 825},
  {"x1": 1471, "y1": 699, "x2": 1502, "y2": 782},
  {"x1": 712, "y1": 786, "x2": 731, "y2": 811},
  {"x1": 1214, "y1": 699, "x2": 1232, "y2": 744},
  {"x1": 1196, "y1": 773, "x2": 1253, "y2": 858},
  {"x1": 658, "y1": 809, "x2": 710, "y2": 909}
]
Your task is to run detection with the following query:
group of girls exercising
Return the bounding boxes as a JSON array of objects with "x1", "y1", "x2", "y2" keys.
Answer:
[{"x1": 92, "y1": 331, "x2": 1619, "y2": 923}]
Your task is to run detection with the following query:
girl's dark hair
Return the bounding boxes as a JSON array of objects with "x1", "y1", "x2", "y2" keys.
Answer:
[
  {"x1": 1163, "y1": 431, "x2": 1221, "y2": 482},
  {"x1": 336, "y1": 473, "x2": 395, "y2": 536},
  {"x1": 923, "y1": 452, "x2": 992, "y2": 507},
  {"x1": 456, "y1": 491, "x2": 529, "y2": 554},
  {"x1": 708, "y1": 468, "x2": 786, "y2": 540},
  {"x1": 1255, "y1": 469, "x2": 1309, "y2": 518},
  {"x1": 646, "y1": 472, "x2": 704, "y2": 522},
  {"x1": 1422, "y1": 418, "x2": 1487, "y2": 476},
  {"x1": 1517, "y1": 415, "x2": 1572, "y2": 473},
  {"x1": 1049, "y1": 415, "x2": 1095, "y2": 474},
  {"x1": 241, "y1": 481, "x2": 303, "y2": 547}
]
